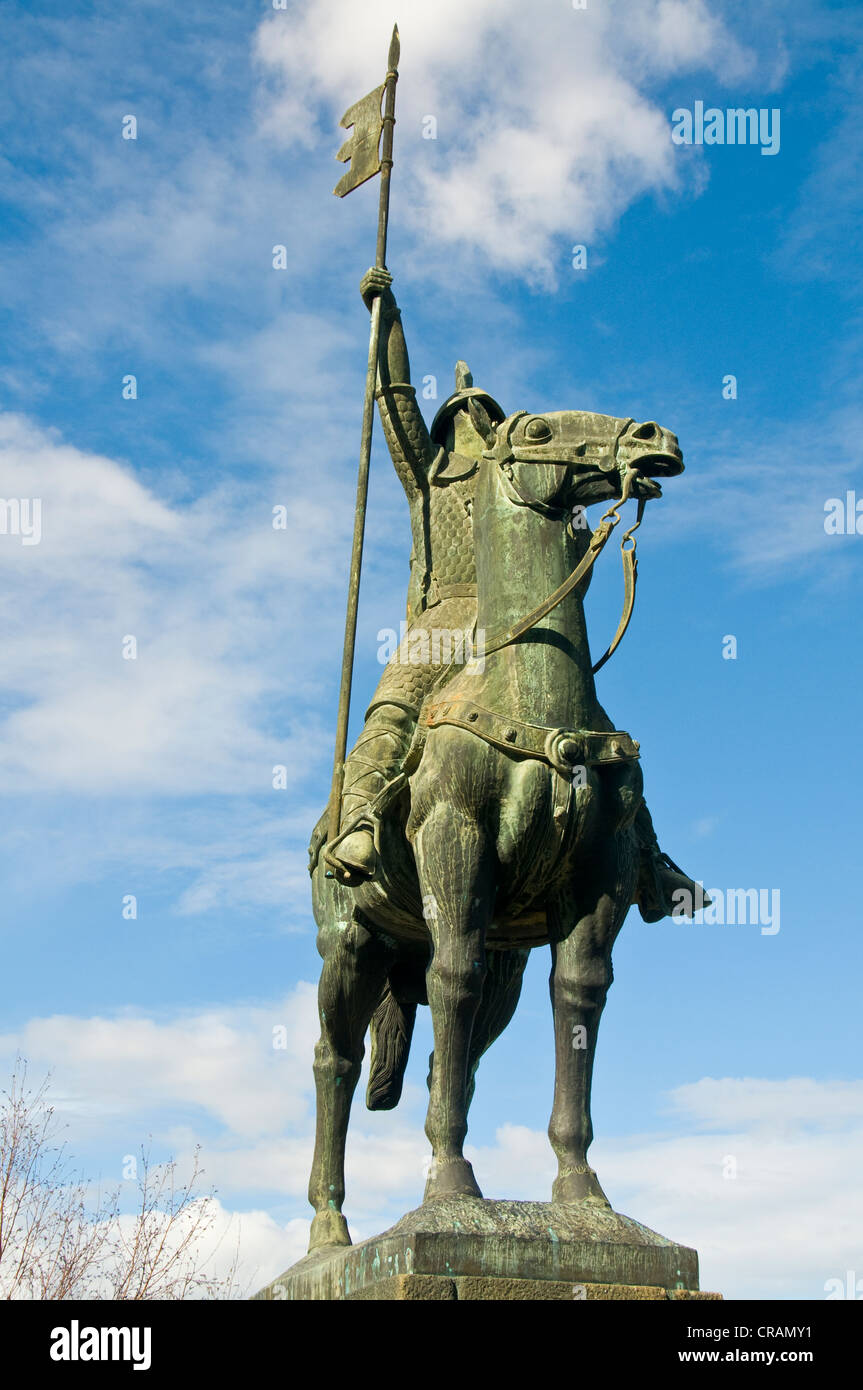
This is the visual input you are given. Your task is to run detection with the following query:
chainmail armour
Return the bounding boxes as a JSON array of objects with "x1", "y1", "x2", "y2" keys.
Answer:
[
  {"x1": 338, "y1": 382, "x2": 480, "y2": 828},
  {"x1": 375, "y1": 385, "x2": 478, "y2": 621}
]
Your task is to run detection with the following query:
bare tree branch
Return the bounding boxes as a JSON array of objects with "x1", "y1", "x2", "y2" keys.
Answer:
[{"x1": 0, "y1": 1058, "x2": 244, "y2": 1300}]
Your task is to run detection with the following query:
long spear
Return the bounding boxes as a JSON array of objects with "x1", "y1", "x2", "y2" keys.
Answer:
[{"x1": 327, "y1": 24, "x2": 400, "y2": 849}]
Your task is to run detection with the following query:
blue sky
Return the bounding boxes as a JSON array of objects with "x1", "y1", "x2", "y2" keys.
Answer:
[{"x1": 1, "y1": 0, "x2": 861, "y2": 1299}]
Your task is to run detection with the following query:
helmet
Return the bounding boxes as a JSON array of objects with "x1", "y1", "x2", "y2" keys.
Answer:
[{"x1": 429, "y1": 361, "x2": 504, "y2": 446}]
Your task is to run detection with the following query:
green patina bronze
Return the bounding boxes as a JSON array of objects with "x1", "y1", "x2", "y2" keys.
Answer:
[
  {"x1": 267, "y1": 31, "x2": 715, "y2": 1298},
  {"x1": 301, "y1": 263, "x2": 707, "y2": 1253}
]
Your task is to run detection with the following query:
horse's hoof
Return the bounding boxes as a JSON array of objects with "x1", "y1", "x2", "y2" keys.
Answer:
[
  {"x1": 423, "y1": 1156, "x2": 483, "y2": 1202},
  {"x1": 552, "y1": 1168, "x2": 611, "y2": 1206},
  {"x1": 308, "y1": 1208, "x2": 352, "y2": 1251}
]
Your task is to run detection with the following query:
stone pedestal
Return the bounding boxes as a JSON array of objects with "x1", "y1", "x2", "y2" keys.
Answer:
[{"x1": 252, "y1": 1198, "x2": 721, "y2": 1301}]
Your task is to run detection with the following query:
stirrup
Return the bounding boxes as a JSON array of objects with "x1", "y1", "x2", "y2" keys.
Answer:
[
  {"x1": 320, "y1": 771, "x2": 409, "y2": 880},
  {"x1": 322, "y1": 815, "x2": 378, "y2": 882},
  {"x1": 643, "y1": 852, "x2": 712, "y2": 921}
]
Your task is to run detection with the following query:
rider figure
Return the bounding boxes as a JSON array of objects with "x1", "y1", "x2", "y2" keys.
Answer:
[{"x1": 312, "y1": 268, "x2": 703, "y2": 923}]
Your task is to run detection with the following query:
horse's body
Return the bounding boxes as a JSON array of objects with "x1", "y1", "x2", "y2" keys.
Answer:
[{"x1": 307, "y1": 406, "x2": 683, "y2": 1250}]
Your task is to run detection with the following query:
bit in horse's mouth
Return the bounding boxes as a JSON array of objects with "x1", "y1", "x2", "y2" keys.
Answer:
[
  {"x1": 634, "y1": 475, "x2": 663, "y2": 499},
  {"x1": 567, "y1": 466, "x2": 662, "y2": 501},
  {"x1": 632, "y1": 450, "x2": 683, "y2": 477}
]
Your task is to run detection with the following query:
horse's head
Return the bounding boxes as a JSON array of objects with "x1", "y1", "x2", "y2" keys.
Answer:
[{"x1": 468, "y1": 402, "x2": 683, "y2": 507}]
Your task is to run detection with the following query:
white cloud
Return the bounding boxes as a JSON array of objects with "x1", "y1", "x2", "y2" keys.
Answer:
[
  {"x1": 0, "y1": 984, "x2": 320, "y2": 1140},
  {"x1": 202, "y1": 1205, "x2": 311, "y2": 1297},
  {"x1": 4, "y1": 994, "x2": 862, "y2": 1298},
  {"x1": 467, "y1": 1081, "x2": 863, "y2": 1299},
  {"x1": 255, "y1": 0, "x2": 755, "y2": 280},
  {"x1": 667, "y1": 1076, "x2": 863, "y2": 1133},
  {"x1": 0, "y1": 411, "x2": 340, "y2": 796}
]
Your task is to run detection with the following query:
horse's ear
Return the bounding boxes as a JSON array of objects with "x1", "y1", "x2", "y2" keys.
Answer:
[{"x1": 467, "y1": 397, "x2": 498, "y2": 447}]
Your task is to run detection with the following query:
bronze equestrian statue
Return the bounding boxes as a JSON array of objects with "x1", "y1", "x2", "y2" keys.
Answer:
[
  {"x1": 304, "y1": 268, "x2": 706, "y2": 1252},
  {"x1": 312, "y1": 268, "x2": 693, "y2": 914}
]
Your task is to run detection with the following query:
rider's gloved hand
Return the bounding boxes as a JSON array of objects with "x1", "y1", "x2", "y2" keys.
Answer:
[{"x1": 360, "y1": 266, "x2": 393, "y2": 311}]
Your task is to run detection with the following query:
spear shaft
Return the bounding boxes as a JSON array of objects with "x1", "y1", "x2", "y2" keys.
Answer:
[{"x1": 327, "y1": 27, "x2": 399, "y2": 848}]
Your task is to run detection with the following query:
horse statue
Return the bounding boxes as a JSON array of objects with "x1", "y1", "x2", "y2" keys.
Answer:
[{"x1": 306, "y1": 399, "x2": 685, "y2": 1252}]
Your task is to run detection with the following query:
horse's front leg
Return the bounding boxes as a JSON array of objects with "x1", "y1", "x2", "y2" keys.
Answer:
[
  {"x1": 414, "y1": 805, "x2": 493, "y2": 1201},
  {"x1": 307, "y1": 908, "x2": 392, "y2": 1250},
  {"x1": 547, "y1": 836, "x2": 635, "y2": 1206}
]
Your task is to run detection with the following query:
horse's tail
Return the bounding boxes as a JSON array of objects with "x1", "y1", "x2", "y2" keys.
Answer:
[{"x1": 366, "y1": 986, "x2": 417, "y2": 1111}]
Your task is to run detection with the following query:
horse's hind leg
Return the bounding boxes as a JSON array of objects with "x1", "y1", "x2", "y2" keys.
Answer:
[
  {"x1": 547, "y1": 837, "x2": 636, "y2": 1207},
  {"x1": 425, "y1": 948, "x2": 529, "y2": 1118},
  {"x1": 307, "y1": 908, "x2": 392, "y2": 1250},
  {"x1": 466, "y1": 948, "x2": 529, "y2": 1109}
]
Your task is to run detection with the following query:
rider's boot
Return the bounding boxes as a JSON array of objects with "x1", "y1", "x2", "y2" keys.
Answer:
[
  {"x1": 322, "y1": 703, "x2": 416, "y2": 883},
  {"x1": 633, "y1": 802, "x2": 711, "y2": 923}
]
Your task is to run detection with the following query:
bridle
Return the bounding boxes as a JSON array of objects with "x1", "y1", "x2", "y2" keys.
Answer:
[{"x1": 475, "y1": 414, "x2": 650, "y2": 671}]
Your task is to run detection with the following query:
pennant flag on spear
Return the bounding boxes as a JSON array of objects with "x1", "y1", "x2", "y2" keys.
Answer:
[{"x1": 326, "y1": 24, "x2": 400, "y2": 852}]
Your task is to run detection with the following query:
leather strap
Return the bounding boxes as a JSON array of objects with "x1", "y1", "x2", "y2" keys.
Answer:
[
  {"x1": 591, "y1": 496, "x2": 645, "y2": 674},
  {"x1": 418, "y1": 579, "x2": 477, "y2": 612},
  {"x1": 478, "y1": 472, "x2": 646, "y2": 673},
  {"x1": 437, "y1": 582, "x2": 477, "y2": 599},
  {"x1": 422, "y1": 697, "x2": 640, "y2": 769},
  {"x1": 479, "y1": 514, "x2": 617, "y2": 657}
]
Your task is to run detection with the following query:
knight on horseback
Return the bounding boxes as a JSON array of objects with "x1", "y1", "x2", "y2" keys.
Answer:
[{"x1": 310, "y1": 268, "x2": 702, "y2": 924}]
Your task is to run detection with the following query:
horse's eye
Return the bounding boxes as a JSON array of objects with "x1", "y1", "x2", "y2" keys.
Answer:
[{"x1": 524, "y1": 417, "x2": 552, "y2": 441}]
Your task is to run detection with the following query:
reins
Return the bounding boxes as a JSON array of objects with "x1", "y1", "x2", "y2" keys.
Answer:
[
  {"x1": 591, "y1": 491, "x2": 646, "y2": 674},
  {"x1": 478, "y1": 464, "x2": 648, "y2": 671}
]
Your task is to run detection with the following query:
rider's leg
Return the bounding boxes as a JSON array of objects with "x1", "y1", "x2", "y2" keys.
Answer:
[
  {"x1": 634, "y1": 800, "x2": 710, "y2": 922},
  {"x1": 320, "y1": 597, "x2": 477, "y2": 881},
  {"x1": 326, "y1": 699, "x2": 417, "y2": 878}
]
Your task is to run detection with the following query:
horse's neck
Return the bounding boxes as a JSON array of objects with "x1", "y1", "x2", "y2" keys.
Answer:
[{"x1": 471, "y1": 462, "x2": 602, "y2": 730}]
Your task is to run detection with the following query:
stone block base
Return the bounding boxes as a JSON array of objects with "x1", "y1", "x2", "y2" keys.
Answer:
[
  {"x1": 345, "y1": 1274, "x2": 721, "y2": 1301},
  {"x1": 252, "y1": 1198, "x2": 721, "y2": 1302}
]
